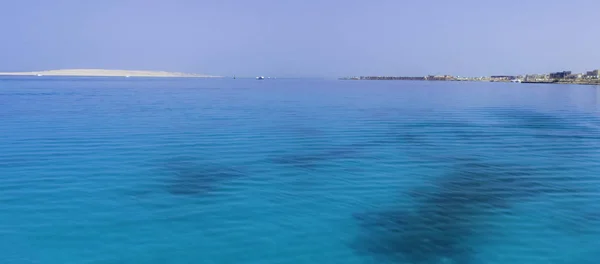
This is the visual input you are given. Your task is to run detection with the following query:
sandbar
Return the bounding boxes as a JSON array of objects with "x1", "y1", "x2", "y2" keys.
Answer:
[{"x1": 0, "y1": 69, "x2": 221, "y2": 78}]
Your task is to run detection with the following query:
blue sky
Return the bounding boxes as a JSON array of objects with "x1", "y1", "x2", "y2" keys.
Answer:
[{"x1": 1, "y1": 0, "x2": 599, "y2": 77}]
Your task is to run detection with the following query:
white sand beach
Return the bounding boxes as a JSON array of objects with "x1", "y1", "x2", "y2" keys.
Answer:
[{"x1": 0, "y1": 69, "x2": 220, "y2": 78}]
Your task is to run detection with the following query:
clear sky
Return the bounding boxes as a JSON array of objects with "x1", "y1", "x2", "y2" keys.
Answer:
[{"x1": 1, "y1": 0, "x2": 599, "y2": 78}]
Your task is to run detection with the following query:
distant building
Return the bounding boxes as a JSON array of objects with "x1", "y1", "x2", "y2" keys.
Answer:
[
  {"x1": 524, "y1": 75, "x2": 534, "y2": 81},
  {"x1": 586, "y1": 69, "x2": 599, "y2": 78},
  {"x1": 425, "y1": 75, "x2": 454, "y2": 81},
  {"x1": 525, "y1": 74, "x2": 546, "y2": 81},
  {"x1": 549, "y1": 71, "x2": 571, "y2": 79},
  {"x1": 567, "y1": 73, "x2": 583, "y2": 79},
  {"x1": 490, "y1": 75, "x2": 517, "y2": 81}
]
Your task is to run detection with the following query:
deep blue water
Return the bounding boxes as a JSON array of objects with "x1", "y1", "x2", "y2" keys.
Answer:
[{"x1": 1, "y1": 77, "x2": 600, "y2": 264}]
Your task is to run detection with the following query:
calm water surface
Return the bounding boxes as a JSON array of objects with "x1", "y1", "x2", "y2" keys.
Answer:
[{"x1": 1, "y1": 77, "x2": 600, "y2": 264}]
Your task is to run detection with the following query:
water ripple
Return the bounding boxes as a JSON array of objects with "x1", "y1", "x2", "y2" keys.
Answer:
[{"x1": 1, "y1": 79, "x2": 600, "y2": 264}]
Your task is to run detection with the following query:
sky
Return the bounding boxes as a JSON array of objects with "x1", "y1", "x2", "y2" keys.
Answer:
[{"x1": 1, "y1": 0, "x2": 599, "y2": 78}]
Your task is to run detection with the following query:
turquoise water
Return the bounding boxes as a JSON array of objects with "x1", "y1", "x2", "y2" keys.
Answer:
[{"x1": 1, "y1": 77, "x2": 600, "y2": 264}]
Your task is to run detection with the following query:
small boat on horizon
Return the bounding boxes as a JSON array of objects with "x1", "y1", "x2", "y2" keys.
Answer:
[{"x1": 256, "y1": 76, "x2": 265, "y2": 80}]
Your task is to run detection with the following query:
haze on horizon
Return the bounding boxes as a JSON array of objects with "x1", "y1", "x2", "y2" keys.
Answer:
[{"x1": 1, "y1": 0, "x2": 599, "y2": 78}]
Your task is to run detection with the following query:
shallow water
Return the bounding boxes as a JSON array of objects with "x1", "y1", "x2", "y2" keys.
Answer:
[{"x1": 1, "y1": 77, "x2": 600, "y2": 264}]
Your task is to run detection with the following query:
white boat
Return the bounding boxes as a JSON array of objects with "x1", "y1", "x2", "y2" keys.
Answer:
[
  {"x1": 511, "y1": 79, "x2": 522, "y2": 83},
  {"x1": 256, "y1": 76, "x2": 265, "y2": 80}
]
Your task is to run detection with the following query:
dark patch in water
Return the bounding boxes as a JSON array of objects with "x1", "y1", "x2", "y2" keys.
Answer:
[
  {"x1": 352, "y1": 159, "x2": 591, "y2": 263},
  {"x1": 481, "y1": 107, "x2": 599, "y2": 133},
  {"x1": 160, "y1": 157, "x2": 245, "y2": 196},
  {"x1": 166, "y1": 167, "x2": 242, "y2": 195},
  {"x1": 488, "y1": 109, "x2": 600, "y2": 159},
  {"x1": 352, "y1": 206, "x2": 477, "y2": 264},
  {"x1": 348, "y1": 107, "x2": 600, "y2": 262}
]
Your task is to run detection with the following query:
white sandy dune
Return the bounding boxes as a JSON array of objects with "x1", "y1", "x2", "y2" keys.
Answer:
[{"x1": 0, "y1": 69, "x2": 220, "y2": 78}]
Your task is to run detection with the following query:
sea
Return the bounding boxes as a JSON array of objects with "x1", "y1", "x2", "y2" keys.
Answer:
[{"x1": 1, "y1": 77, "x2": 600, "y2": 264}]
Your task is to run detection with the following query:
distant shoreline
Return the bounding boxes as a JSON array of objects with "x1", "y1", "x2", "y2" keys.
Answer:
[
  {"x1": 0, "y1": 69, "x2": 222, "y2": 78},
  {"x1": 339, "y1": 76, "x2": 600, "y2": 86}
]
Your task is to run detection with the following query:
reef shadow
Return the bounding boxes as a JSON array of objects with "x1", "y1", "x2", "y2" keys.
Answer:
[
  {"x1": 351, "y1": 158, "x2": 591, "y2": 264},
  {"x1": 159, "y1": 157, "x2": 246, "y2": 196}
]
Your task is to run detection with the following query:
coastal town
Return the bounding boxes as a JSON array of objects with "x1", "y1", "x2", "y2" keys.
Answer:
[{"x1": 340, "y1": 69, "x2": 600, "y2": 85}]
